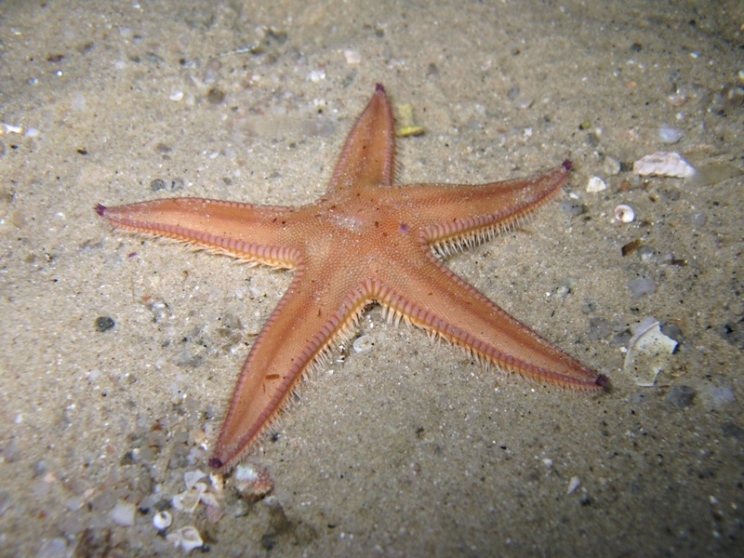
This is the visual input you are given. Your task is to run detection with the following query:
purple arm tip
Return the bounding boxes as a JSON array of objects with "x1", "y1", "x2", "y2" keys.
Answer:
[
  {"x1": 95, "y1": 204, "x2": 107, "y2": 216},
  {"x1": 375, "y1": 83, "x2": 385, "y2": 93},
  {"x1": 562, "y1": 159, "x2": 573, "y2": 171}
]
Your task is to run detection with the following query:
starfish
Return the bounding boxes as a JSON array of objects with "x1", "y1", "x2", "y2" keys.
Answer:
[{"x1": 97, "y1": 84, "x2": 607, "y2": 469}]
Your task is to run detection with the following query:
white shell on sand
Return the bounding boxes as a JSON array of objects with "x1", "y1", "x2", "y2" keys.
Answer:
[
  {"x1": 623, "y1": 317, "x2": 678, "y2": 386},
  {"x1": 633, "y1": 152, "x2": 695, "y2": 178}
]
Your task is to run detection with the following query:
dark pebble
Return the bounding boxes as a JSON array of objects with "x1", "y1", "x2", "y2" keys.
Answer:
[
  {"x1": 95, "y1": 316, "x2": 115, "y2": 332},
  {"x1": 150, "y1": 178, "x2": 166, "y2": 191},
  {"x1": 665, "y1": 385, "x2": 696, "y2": 408},
  {"x1": 150, "y1": 178, "x2": 184, "y2": 192},
  {"x1": 207, "y1": 87, "x2": 226, "y2": 104}
]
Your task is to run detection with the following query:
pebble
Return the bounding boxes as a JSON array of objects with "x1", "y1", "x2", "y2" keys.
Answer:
[
  {"x1": 637, "y1": 246, "x2": 656, "y2": 262},
  {"x1": 588, "y1": 317, "x2": 612, "y2": 341},
  {"x1": 109, "y1": 500, "x2": 136, "y2": 526},
  {"x1": 2, "y1": 438, "x2": 21, "y2": 462},
  {"x1": 95, "y1": 316, "x2": 115, "y2": 332},
  {"x1": 665, "y1": 385, "x2": 696, "y2": 408},
  {"x1": 627, "y1": 277, "x2": 657, "y2": 298},
  {"x1": 602, "y1": 155, "x2": 621, "y2": 175},
  {"x1": 235, "y1": 463, "x2": 274, "y2": 501},
  {"x1": 308, "y1": 69, "x2": 326, "y2": 82},
  {"x1": 558, "y1": 200, "x2": 587, "y2": 217},
  {"x1": 567, "y1": 476, "x2": 581, "y2": 495},
  {"x1": 344, "y1": 49, "x2": 361, "y2": 64},
  {"x1": 658, "y1": 124, "x2": 683, "y2": 144}
]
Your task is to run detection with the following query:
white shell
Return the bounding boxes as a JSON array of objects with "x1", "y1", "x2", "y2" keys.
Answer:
[
  {"x1": 353, "y1": 334, "x2": 376, "y2": 353},
  {"x1": 167, "y1": 526, "x2": 203, "y2": 553},
  {"x1": 153, "y1": 510, "x2": 172, "y2": 530},
  {"x1": 623, "y1": 317, "x2": 678, "y2": 386},
  {"x1": 613, "y1": 204, "x2": 635, "y2": 223},
  {"x1": 183, "y1": 470, "x2": 206, "y2": 490},
  {"x1": 632, "y1": 151, "x2": 695, "y2": 178},
  {"x1": 586, "y1": 175, "x2": 607, "y2": 193},
  {"x1": 172, "y1": 484, "x2": 206, "y2": 513}
]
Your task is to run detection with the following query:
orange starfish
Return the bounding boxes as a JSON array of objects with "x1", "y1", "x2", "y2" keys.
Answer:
[{"x1": 97, "y1": 84, "x2": 607, "y2": 469}]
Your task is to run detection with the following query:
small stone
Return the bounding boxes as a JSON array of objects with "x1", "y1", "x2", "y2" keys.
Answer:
[
  {"x1": 558, "y1": 200, "x2": 587, "y2": 217},
  {"x1": 206, "y1": 87, "x2": 226, "y2": 105},
  {"x1": 567, "y1": 476, "x2": 581, "y2": 495},
  {"x1": 602, "y1": 155, "x2": 621, "y2": 176},
  {"x1": 658, "y1": 125, "x2": 683, "y2": 144},
  {"x1": 95, "y1": 316, "x2": 115, "y2": 332},
  {"x1": 235, "y1": 463, "x2": 274, "y2": 501},
  {"x1": 665, "y1": 385, "x2": 696, "y2": 408},
  {"x1": 691, "y1": 212, "x2": 707, "y2": 227},
  {"x1": 343, "y1": 49, "x2": 361, "y2": 64},
  {"x1": 91, "y1": 488, "x2": 119, "y2": 512},
  {"x1": 2, "y1": 438, "x2": 21, "y2": 462},
  {"x1": 588, "y1": 317, "x2": 612, "y2": 341},
  {"x1": 627, "y1": 277, "x2": 657, "y2": 298},
  {"x1": 109, "y1": 500, "x2": 136, "y2": 526},
  {"x1": 150, "y1": 178, "x2": 166, "y2": 191}
]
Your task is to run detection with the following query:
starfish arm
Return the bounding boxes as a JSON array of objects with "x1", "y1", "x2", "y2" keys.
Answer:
[
  {"x1": 327, "y1": 83, "x2": 395, "y2": 194},
  {"x1": 210, "y1": 266, "x2": 372, "y2": 469},
  {"x1": 376, "y1": 252, "x2": 605, "y2": 390},
  {"x1": 96, "y1": 199, "x2": 300, "y2": 267},
  {"x1": 387, "y1": 164, "x2": 570, "y2": 245}
]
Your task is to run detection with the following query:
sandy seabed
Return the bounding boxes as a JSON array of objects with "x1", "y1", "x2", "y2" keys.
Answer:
[{"x1": 1, "y1": 1, "x2": 743, "y2": 556}]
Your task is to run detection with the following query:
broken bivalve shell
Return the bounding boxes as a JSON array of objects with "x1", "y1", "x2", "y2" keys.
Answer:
[
  {"x1": 632, "y1": 151, "x2": 695, "y2": 178},
  {"x1": 623, "y1": 317, "x2": 678, "y2": 386},
  {"x1": 166, "y1": 526, "x2": 203, "y2": 553}
]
